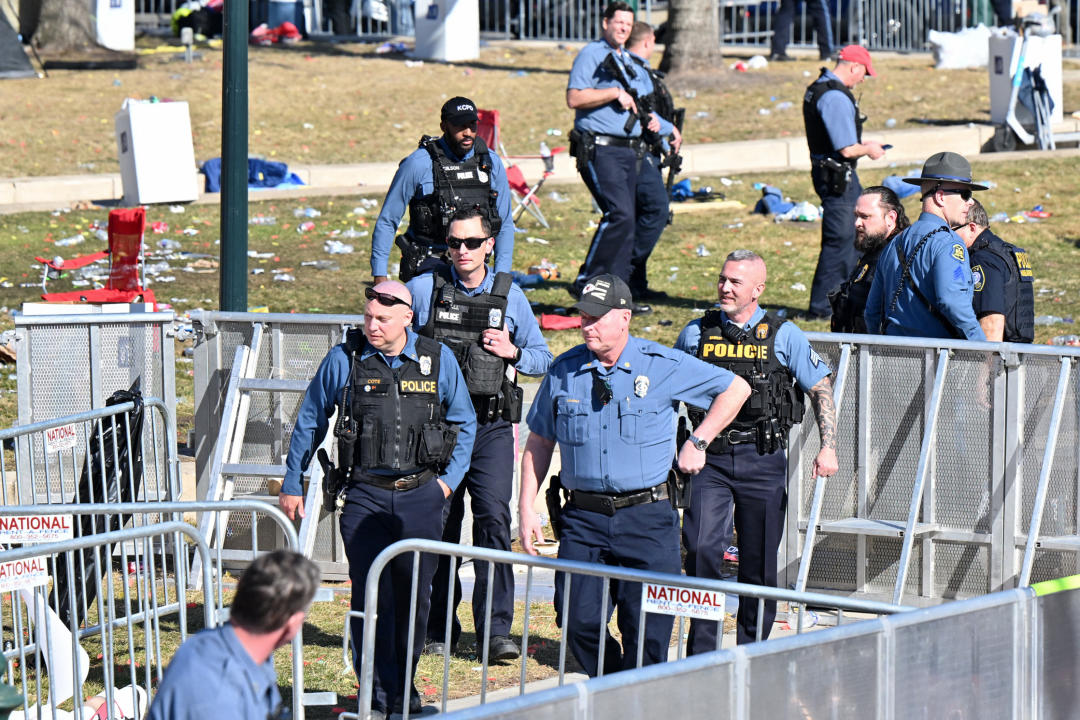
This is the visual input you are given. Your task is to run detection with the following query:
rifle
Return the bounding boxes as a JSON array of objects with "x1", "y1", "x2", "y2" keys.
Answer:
[
  {"x1": 599, "y1": 53, "x2": 658, "y2": 149},
  {"x1": 663, "y1": 106, "x2": 686, "y2": 224}
]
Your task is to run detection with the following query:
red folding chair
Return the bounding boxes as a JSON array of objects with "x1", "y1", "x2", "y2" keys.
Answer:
[
  {"x1": 35, "y1": 207, "x2": 157, "y2": 310},
  {"x1": 477, "y1": 108, "x2": 566, "y2": 229}
]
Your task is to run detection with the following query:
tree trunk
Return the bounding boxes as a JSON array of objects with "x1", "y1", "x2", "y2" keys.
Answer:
[
  {"x1": 33, "y1": 0, "x2": 98, "y2": 52},
  {"x1": 659, "y1": 0, "x2": 724, "y2": 76}
]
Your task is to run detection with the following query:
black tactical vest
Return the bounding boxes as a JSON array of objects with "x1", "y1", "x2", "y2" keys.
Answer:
[
  {"x1": 970, "y1": 230, "x2": 1035, "y2": 343},
  {"x1": 343, "y1": 330, "x2": 455, "y2": 474},
  {"x1": 421, "y1": 267, "x2": 512, "y2": 403},
  {"x1": 628, "y1": 53, "x2": 677, "y2": 155},
  {"x1": 803, "y1": 70, "x2": 864, "y2": 160},
  {"x1": 407, "y1": 136, "x2": 503, "y2": 249},
  {"x1": 830, "y1": 244, "x2": 884, "y2": 334},
  {"x1": 689, "y1": 311, "x2": 805, "y2": 452}
]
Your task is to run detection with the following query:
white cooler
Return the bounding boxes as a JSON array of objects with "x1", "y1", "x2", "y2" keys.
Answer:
[
  {"x1": 114, "y1": 100, "x2": 200, "y2": 206},
  {"x1": 413, "y1": 0, "x2": 479, "y2": 62}
]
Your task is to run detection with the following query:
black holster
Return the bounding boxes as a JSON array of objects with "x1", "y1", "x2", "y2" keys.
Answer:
[
  {"x1": 394, "y1": 234, "x2": 437, "y2": 282},
  {"x1": 568, "y1": 128, "x2": 595, "y2": 173},
  {"x1": 317, "y1": 448, "x2": 346, "y2": 512},
  {"x1": 817, "y1": 157, "x2": 853, "y2": 195},
  {"x1": 545, "y1": 473, "x2": 565, "y2": 541},
  {"x1": 667, "y1": 469, "x2": 692, "y2": 510}
]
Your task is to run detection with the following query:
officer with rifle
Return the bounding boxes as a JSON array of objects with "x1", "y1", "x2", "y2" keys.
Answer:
[
  {"x1": 675, "y1": 250, "x2": 839, "y2": 648},
  {"x1": 406, "y1": 207, "x2": 553, "y2": 662},
  {"x1": 565, "y1": 2, "x2": 665, "y2": 314},
  {"x1": 279, "y1": 281, "x2": 476, "y2": 719},
  {"x1": 371, "y1": 97, "x2": 515, "y2": 284}
]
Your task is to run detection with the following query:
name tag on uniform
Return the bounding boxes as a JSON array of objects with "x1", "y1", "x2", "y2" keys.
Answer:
[{"x1": 1014, "y1": 250, "x2": 1034, "y2": 280}]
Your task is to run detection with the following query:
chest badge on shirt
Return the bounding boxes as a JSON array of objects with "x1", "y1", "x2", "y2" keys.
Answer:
[
  {"x1": 951, "y1": 243, "x2": 966, "y2": 262},
  {"x1": 634, "y1": 375, "x2": 649, "y2": 398},
  {"x1": 755, "y1": 323, "x2": 770, "y2": 340},
  {"x1": 477, "y1": 168, "x2": 489, "y2": 183},
  {"x1": 419, "y1": 355, "x2": 432, "y2": 376},
  {"x1": 488, "y1": 308, "x2": 503, "y2": 327},
  {"x1": 971, "y1": 264, "x2": 985, "y2": 292}
]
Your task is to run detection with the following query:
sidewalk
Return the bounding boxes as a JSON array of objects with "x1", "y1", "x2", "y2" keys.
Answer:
[{"x1": 4, "y1": 122, "x2": 1080, "y2": 213}]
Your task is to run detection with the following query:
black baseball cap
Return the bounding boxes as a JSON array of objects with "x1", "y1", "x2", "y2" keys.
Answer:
[
  {"x1": 441, "y1": 96, "x2": 479, "y2": 126},
  {"x1": 573, "y1": 274, "x2": 633, "y2": 316}
]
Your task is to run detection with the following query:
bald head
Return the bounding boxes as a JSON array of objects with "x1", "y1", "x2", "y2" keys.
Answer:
[
  {"x1": 371, "y1": 280, "x2": 411, "y2": 306},
  {"x1": 718, "y1": 250, "x2": 767, "y2": 323},
  {"x1": 364, "y1": 280, "x2": 413, "y2": 356}
]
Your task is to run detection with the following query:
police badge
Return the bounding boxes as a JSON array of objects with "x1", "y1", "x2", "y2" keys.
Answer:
[
  {"x1": 755, "y1": 323, "x2": 769, "y2": 340},
  {"x1": 634, "y1": 375, "x2": 649, "y2": 398},
  {"x1": 419, "y1": 355, "x2": 432, "y2": 376},
  {"x1": 971, "y1": 264, "x2": 984, "y2": 292},
  {"x1": 488, "y1": 308, "x2": 503, "y2": 327},
  {"x1": 477, "y1": 168, "x2": 489, "y2": 183}
]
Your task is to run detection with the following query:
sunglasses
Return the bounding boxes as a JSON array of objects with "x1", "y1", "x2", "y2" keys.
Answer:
[
  {"x1": 446, "y1": 235, "x2": 489, "y2": 250},
  {"x1": 592, "y1": 372, "x2": 613, "y2": 406},
  {"x1": 940, "y1": 187, "x2": 973, "y2": 201},
  {"x1": 364, "y1": 286, "x2": 409, "y2": 307}
]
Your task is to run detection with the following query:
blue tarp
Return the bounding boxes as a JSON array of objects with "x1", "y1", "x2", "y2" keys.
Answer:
[{"x1": 200, "y1": 157, "x2": 305, "y2": 193}]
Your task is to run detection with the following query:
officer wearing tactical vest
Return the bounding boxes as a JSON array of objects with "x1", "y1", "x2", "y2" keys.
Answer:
[
  {"x1": 830, "y1": 186, "x2": 910, "y2": 334},
  {"x1": 953, "y1": 199, "x2": 1035, "y2": 343},
  {"x1": 675, "y1": 250, "x2": 839, "y2": 648},
  {"x1": 371, "y1": 97, "x2": 515, "y2": 284},
  {"x1": 803, "y1": 45, "x2": 887, "y2": 320},
  {"x1": 406, "y1": 207, "x2": 553, "y2": 662},
  {"x1": 279, "y1": 281, "x2": 476, "y2": 718}
]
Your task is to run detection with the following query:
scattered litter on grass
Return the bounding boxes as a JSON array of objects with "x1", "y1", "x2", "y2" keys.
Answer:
[
  {"x1": 885, "y1": 118, "x2": 897, "y2": 128},
  {"x1": 273, "y1": 273, "x2": 296, "y2": 282},
  {"x1": 404, "y1": 60, "x2": 424, "y2": 67},
  {"x1": 152, "y1": 222, "x2": 169, "y2": 234},
  {"x1": 302, "y1": 260, "x2": 340, "y2": 271},
  {"x1": 248, "y1": 250, "x2": 274, "y2": 259},
  {"x1": 297, "y1": 221, "x2": 315, "y2": 233},
  {"x1": 1035, "y1": 316, "x2": 1073, "y2": 325},
  {"x1": 696, "y1": 244, "x2": 710, "y2": 257},
  {"x1": 525, "y1": 236, "x2": 549, "y2": 245},
  {"x1": 546, "y1": 128, "x2": 563, "y2": 136},
  {"x1": 55, "y1": 234, "x2": 85, "y2": 247},
  {"x1": 158, "y1": 239, "x2": 182, "y2": 252},
  {"x1": 683, "y1": 90, "x2": 697, "y2": 99},
  {"x1": 758, "y1": 108, "x2": 771, "y2": 116},
  {"x1": 775, "y1": 201, "x2": 821, "y2": 222},
  {"x1": 302, "y1": 122, "x2": 314, "y2": 130},
  {"x1": 250, "y1": 215, "x2": 277, "y2": 225},
  {"x1": 775, "y1": 101, "x2": 793, "y2": 111},
  {"x1": 528, "y1": 259, "x2": 560, "y2": 279},
  {"x1": 169, "y1": 205, "x2": 185, "y2": 213},
  {"x1": 1051, "y1": 335, "x2": 1080, "y2": 346},
  {"x1": 338, "y1": 227, "x2": 368, "y2": 238},
  {"x1": 252, "y1": 268, "x2": 264, "y2": 275},
  {"x1": 548, "y1": 191, "x2": 569, "y2": 203},
  {"x1": 324, "y1": 240, "x2": 354, "y2": 254},
  {"x1": 294, "y1": 207, "x2": 321, "y2": 218},
  {"x1": 746, "y1": 54, "x2": 768, "y2": 69},
  {"x1": 375, "y1": 41, "x2": 408, "y2": 53},
  {"x1": 791, "y1": 282, "x2": 807, "y2": 292},
  {"x1": 694, "y1": 110, "x2": 710, "y2": 119}
]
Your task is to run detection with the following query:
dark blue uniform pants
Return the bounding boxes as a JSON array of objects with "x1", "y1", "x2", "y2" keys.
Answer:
[
  {"x1": 553, "y1": 498, "x2": 681, "y2": 676},
  {"x1": 628, "y1": 153, "x2": 671, "y2": 297},
  {"x1": 339, "y1": 478, "x2": 447, "y2": 714},
  {"x1": 428, "y1": 419, "x2": 515, "y2": 646},
  {"x1": 682, "y1": 443, "x2": 788, "y2": 650},
  {"x1": 770, "y1": 0, "x2": 834, "y2": 57},
  {"x1": 809, "y1": 167, "x2": 861, "y2": 317}
]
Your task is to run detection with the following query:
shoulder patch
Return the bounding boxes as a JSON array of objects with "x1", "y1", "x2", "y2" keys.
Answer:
[
  {"x1": 808, "y1": 346, "x2": 824, "y2": 368},
  {"x1": 854, "y1": 263, "x2": 869, "y2": 283},
  {"x1": 971, "y1": 264, "x2": 984, "y2": 292},
  {"x1": 951, "y1": 243, "x2": 966, "y2": 262}
]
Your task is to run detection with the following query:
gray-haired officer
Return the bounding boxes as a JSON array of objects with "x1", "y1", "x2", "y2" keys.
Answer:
[
  {"x1": 518, "y1": 274, "x2": 751, "y2": 676},
  {"x1": 407, "y1": 207, "x2": 553, "y2": 661},
  {"x1": 675, "y1": 250, "x2": 838, "y2": 648},
  {"x1": 865, "y1": 152, "x2": 988, "y2": 341},
  {"x1": 953, "y1": 199, "x2": 1035, "y2": 343}
]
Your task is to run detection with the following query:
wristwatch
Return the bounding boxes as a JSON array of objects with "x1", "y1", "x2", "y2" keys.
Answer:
[{"x1": 688, "y1": 434, "x2": 709, "y2": 451}]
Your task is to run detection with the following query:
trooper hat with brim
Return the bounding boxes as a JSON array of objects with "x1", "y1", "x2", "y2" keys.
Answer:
[{"x1": 901, "y1": 151, "x2": 989, "y2": 191}]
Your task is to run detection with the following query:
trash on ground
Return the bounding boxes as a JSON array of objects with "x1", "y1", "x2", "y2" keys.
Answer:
[
  {"x1": 297, "y1": 221, "x2": 315, "y2": 233},
  {"x1": 528, "y1": 259, "x2": 560, "y2": 279},
  {"x1": 1034, "y1": 315, "x2": 1073, "y2": 325},
  {"x1": 753, "y1": 185, "x2": 795, "y2": 216},
  {"x1": 1050, "y1": 335, "x2": 1080, "y2": 346},
  {"x1": 55, "y1": 234, "x2": 86, "y2": 247},
  {"x1": 273, "y1": 273, "x2": 296, "y2": 282},
  {"x1": 775, "y1": 201, "x2": 821, "y2": 223},
  {"x1": 294, "y1": 207, "x2": 321, "y2": 218},
  {"x1": 250, "y1": 216, "x2": 277, "y2": 225},
  {"x1": 301, "y1": 260, "x2": 340, "y2": 271},
  {"x1": 696, "y1": 244, "x2": 710, "y2": 257},
  {"x1": 525, "y1": 236, "x2": 549, "y2": 245},
  {"x1": 324, "y1": 240, "x2": 354, "y2": 254},
  {"x1": 746, "y1": 54, "x2": 768, "y2": 70},
  {"x1": 791, "y1": 282, "x2": 807, "y2": 292}
]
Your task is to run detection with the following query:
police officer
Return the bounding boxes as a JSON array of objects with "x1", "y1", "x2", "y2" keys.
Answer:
[
  {"x1": 279, "y1": 281, "x2": 476, "y2": 719},
  {"x1": 675, "y1": 250, "x2": 839, "y2": 648},
  {"x1": 566, "y1": 2, "x2": 665, "y2": 314},
  {"x1": 406, "y1": 207, "x2": 553, "y2": 661},
  {"x1": 518, "y1": 274, "x2": 751, "y2": 676},
  {"x1": 830, "y1": 185, "x2": 910, "y2": 333},
  {"x1": 865, "y1": 152, "x2": 988, "y2": 341},
  {"x1": 953, "y1": 199, "x2": 1035, "y2": 343},
  {"x1": 371, "y1": 96, "x2": 515, "y2": 284},
  {"x1": 803, "y1": 45, "x2": 887, "y2": 320},
  {"x1": 625, "y1": 21, "x2": 682, "y2": 303}
]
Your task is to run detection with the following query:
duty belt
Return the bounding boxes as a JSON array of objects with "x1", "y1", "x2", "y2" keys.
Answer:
[
  {"x1": 568, "y1": 482, "x2": 669, "y2": 516},
  {"x1": 707, "y1": 427, "x2": 759, "y2": 454},
  {"x1": 592, "y1": 134, "x2": 643, "y2": 150},
  {"x1": 352, "y1": 468, "x2": 436, "y2": 491}
]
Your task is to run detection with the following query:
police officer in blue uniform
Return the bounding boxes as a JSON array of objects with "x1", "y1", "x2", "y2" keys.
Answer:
[
  {"x1": 371, "y1": 97, "x2": 515, "y2": 284},
  {"x1": 675, "y1": 250, "x2": 839, "y2": 648},
  {"x1": 865, "y1": 152, "x2": 988, "y2": 341},
  {"x1": 407, "y1": 208, "x2": 553, "y2": 661},
  {"x1": 279, "y1": 281, "x2": 476, "y2": 719},
  {"x1": 803, "y1": 45, "x2": 886, "y2": 319},
  {"x1": 953, "y1": 199, "x2": 1035, "y2": 343},
  {"x1": 518, "y1": 274, "x2": 751, "y2": 675},
  {"x1": 566, "y1": 2, "x2": 665, "y2": 313}
]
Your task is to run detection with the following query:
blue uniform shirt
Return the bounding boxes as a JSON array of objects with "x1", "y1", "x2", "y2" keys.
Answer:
[
  {"x1": 864, "y1": 212, "x2": 987, "y2": 341},
  {"x1": 371, "y1": 136, "x2": 515, "y2": 277},
  {"x1": 627, "y1": 51, "x2": 674, "y2": 139},
  {"x1": 146, "y1": 623, "x2": 280, "y2": 720},
  {"x1": 527, "y1": 336, "x2": 735, "y2": 493},
  {"x1": 674, "y1": 307, "x2": 832, "y2": 392},
  {"x1": 568, "y1": 39, "x2": 642, "y2": 137},
  {"x1": 283, "y1": 328, "x2": 477, "y2": 494},
  {"x1": 811, "y1": 70, "x2": 858, "y2": 156},
  {"x1": 407, "y1": 265, "x2": 553, "y2": 377}
]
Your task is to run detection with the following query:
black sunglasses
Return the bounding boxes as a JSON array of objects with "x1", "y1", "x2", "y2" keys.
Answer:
[
  {"x1": 365, "y1": 286, "x2": 409, "y2": 307},
  {"x1": 446, "y1": 235, "x2": 489, "y2": 250},
  {"x1": 940, "y1": 187, "x2": 973, "y2": 201}
]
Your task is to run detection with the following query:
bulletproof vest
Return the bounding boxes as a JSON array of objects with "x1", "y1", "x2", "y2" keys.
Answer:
[
  {"x1": 971, "y1": 230, "x2": 1035, "y2": 343},
  {"x1": 407, "y1": 136, "x2": 503, "y2": 249},
  {"x1": 803, "y1": 70, "x2": 864, "y2": 160},
  {"x1": 628, "y1": 54, "x2": 675, "y2": 123},
  {"x1": 421, "y1": 267, "x2": 512, "y2": 400},
  {"x1": 343, "y1": 331, "x2": 453, "y2": 473},
  {"x1": 830, "y1": 244, "x2": 884, "y2": 334},
  {"x1": 689, "y1": 311, "x2": 805, "y2": 442}
]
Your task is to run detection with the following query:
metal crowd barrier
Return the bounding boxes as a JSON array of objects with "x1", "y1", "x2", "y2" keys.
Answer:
[
  {"x1": 343, "y1": 539, "x2": 911, "y2": 720},
  {"x1": 444, "y1": 583, "x2": 1080, "y2": 719}
]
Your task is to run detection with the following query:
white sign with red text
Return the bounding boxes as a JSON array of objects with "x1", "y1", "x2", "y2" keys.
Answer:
[
  {"x1": 641, "y1": 583, "x2": 725, "y2": 622},
  {"x1": 44, "y1": 423, "x2": 79, "y2": 454},
  {"x1": 0, "y1": 557, "x2": 50, "y2": 593},
  {"x1": 0, "y1": 514, "x2": 74, "y2": 544}
]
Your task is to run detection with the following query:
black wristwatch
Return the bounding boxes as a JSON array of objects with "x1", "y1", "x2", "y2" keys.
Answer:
[{"x1": 688, "y1": 434, "x2": 709, "y2": 451}]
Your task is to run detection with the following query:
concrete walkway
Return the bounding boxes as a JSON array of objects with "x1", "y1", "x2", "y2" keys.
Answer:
[{"x1": 4, "y1": 122, "x2": 1080, "y2": 213}]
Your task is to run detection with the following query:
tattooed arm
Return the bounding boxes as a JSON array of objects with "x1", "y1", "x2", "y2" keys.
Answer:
[{"x1": 807, "y1": 376, "x2": 839, "y2": 478}]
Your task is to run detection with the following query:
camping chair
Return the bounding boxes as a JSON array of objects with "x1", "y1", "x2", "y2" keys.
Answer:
[
  {"x1": 476, "y1": 108, "x2": 565, "y2": 229},
  {"x1": 35, "y1": 207, "x2": 157, "y2": 309}
]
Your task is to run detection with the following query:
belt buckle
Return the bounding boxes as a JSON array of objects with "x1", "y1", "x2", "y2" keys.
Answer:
[
  {"x1": 598, "y1": 495, "x2": 617, "y2": 516},
  {"x1": 393, "y1": 476, "x2": 412, "y2": 490}
]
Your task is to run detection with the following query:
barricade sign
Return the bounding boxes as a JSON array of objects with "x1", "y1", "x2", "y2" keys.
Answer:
[
  {"x1": 44, "y1": 423, "x2": 78, "y2": 453},
  {"x1": 641, "y1": 583, "x2": 726, "y2": 621},
  {"x1": 0, "y1": 514, "x2": 75, "y2": 544},
  {"x1": 0, "y1": 556, "x2": 49, "y2": 592}
]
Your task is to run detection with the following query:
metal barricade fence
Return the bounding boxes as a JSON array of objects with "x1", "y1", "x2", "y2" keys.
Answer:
[{"x1": 342, "y1": 538, "x2": 911, "y2": 720}]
